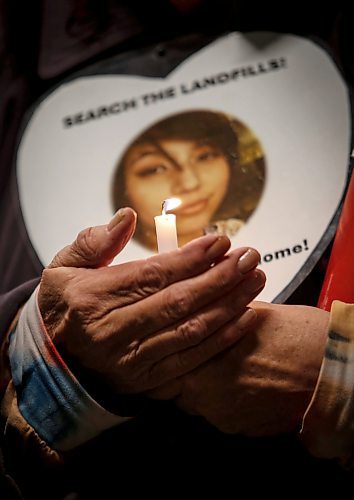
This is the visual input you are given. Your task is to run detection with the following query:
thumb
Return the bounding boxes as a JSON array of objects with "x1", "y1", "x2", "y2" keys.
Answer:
[{"x1": 48, "y1": 207, "x2": 137, "y2": 269}]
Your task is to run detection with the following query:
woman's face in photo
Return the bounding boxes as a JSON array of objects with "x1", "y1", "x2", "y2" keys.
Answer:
[{"x1": 124, "y1": 138, "x2": 230, "y2": 241}]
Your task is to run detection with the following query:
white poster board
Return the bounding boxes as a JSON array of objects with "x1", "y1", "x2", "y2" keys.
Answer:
[{"x1": 17, "y1": 32, "x2": 352, "y2": 302}]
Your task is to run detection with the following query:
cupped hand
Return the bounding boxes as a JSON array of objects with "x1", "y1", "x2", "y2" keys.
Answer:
[
  {"x1": 148, "y1": 301, "x2": 329, "y2": 435},
  {"x1": 38, "y1": 208, "x2": 265, "y2": 395}
]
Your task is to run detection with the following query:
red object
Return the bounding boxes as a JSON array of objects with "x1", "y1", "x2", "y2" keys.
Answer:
[{"x1": 318, "y1": 168, "x2": 354, "y2": 310}]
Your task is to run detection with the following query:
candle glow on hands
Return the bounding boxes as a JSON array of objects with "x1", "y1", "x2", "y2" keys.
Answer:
[{"x1": 154, "y1": 198, "x2": 181, "y2": 253}]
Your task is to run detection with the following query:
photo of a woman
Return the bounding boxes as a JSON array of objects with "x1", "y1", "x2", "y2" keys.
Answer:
[{"x1": 112, "y1": 109, "x2": 266, "y2": 251}]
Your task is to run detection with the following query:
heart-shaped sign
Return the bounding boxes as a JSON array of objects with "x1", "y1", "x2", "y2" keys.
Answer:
[{"x1": 16, "y1": 32, "x2": 352, "y2": 302}]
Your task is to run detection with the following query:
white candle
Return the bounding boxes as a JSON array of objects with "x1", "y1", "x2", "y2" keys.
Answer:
[{"x1": 154, "y1": 198, "x2": 181, "y2": 253}]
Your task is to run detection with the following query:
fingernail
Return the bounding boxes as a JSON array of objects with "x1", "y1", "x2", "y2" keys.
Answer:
[
  {"x1": 238, "y1": 249, "x2": 260, "y2": 274},
  {"x1": 108, "y1": 208, "x2": 126, "y2": 231},
  {"x1": 236, "y1": 308, "x2": 257, "y2": 329},
  {"x1": 205, "y1": 235, "x2": 230, "y2": 259},
  {"x1": 244, "y1": 269, "x2": 266, "y2": 292}
]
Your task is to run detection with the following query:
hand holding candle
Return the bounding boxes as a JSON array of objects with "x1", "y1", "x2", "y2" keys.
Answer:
[{"x1": 154, "y1": 198, "x2": 181, "y2": 253}]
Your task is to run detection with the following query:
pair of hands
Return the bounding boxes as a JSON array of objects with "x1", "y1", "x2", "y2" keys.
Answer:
[
  {"x1": 38, "y1": 208, "x2": 328, "y2": 436},
  {"x1": 38, "y1": 207, "x2": 264, "y2": 395}
]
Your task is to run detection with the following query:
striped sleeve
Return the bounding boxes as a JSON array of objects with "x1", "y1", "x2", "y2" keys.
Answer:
[
  {"x1": 8, "y1": 287, "x2": 130, "y2": 451},
  {"x1": 300, "y1": 301, "x2": 354, "y2": 467}
]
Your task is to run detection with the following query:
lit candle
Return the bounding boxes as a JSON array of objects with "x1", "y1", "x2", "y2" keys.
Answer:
[{"x1": 154, "y1": 198, "x2": 181, "y2": 253}]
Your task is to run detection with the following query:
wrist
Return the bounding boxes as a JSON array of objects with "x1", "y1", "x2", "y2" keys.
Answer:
[
  {"x1": 9, "y1": 288, "x2": 128, "y2": 451},
  {"x1": 300, "y1": 301, "x2": 354, "y2": 466},
  {"x1": 58, "y1": 347, "x2": 150, "y2": 417}
]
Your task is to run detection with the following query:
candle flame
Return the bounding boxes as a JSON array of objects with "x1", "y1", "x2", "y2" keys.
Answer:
[{"x1": 162, "y1": 198, "x2": 181, "y2": 215}]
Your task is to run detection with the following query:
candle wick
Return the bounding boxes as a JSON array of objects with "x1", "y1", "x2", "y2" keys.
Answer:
[{"x1": 162, "y1": 200, "x2": 166, "y2": 216}]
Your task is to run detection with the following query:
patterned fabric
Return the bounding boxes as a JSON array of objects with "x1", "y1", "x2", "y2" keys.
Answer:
[
  {"x1": 8, "y1": 287, "x2": 129, "y2": 451},
  {"x1": 300, "y1": 300, "x2": 354, "y2": 467}
]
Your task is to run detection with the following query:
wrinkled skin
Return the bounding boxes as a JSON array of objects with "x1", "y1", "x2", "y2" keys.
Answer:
[
  {"x1": 148, "y1": 301, "x2": 329, "y2": 435},
  {"x1": 38, "y1": 207, "x2": 265, "y2": 394}
]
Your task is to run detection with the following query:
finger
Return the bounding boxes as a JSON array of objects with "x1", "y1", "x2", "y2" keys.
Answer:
[
  {"x1": 63, "y1": 234, "x2": 232, "y2": 309},
  {"x1": 134, "y1": 271, "x2": 264, "y2": 363},
  {"x1": 143, "y1": 307, "x2": 259, "y2": 392},
  {"x1": 98, "y1": 235, "x2": 230, "y2": 307},
  {"x1": 104, "y1": 248, "x2": 262, "y2": 343},
  {"x1": 39, "y1": 234, "x2": 233, "y2": 344},
  {"x1": 48, "y1": 207, "x2": 137, "y2": 269}
]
